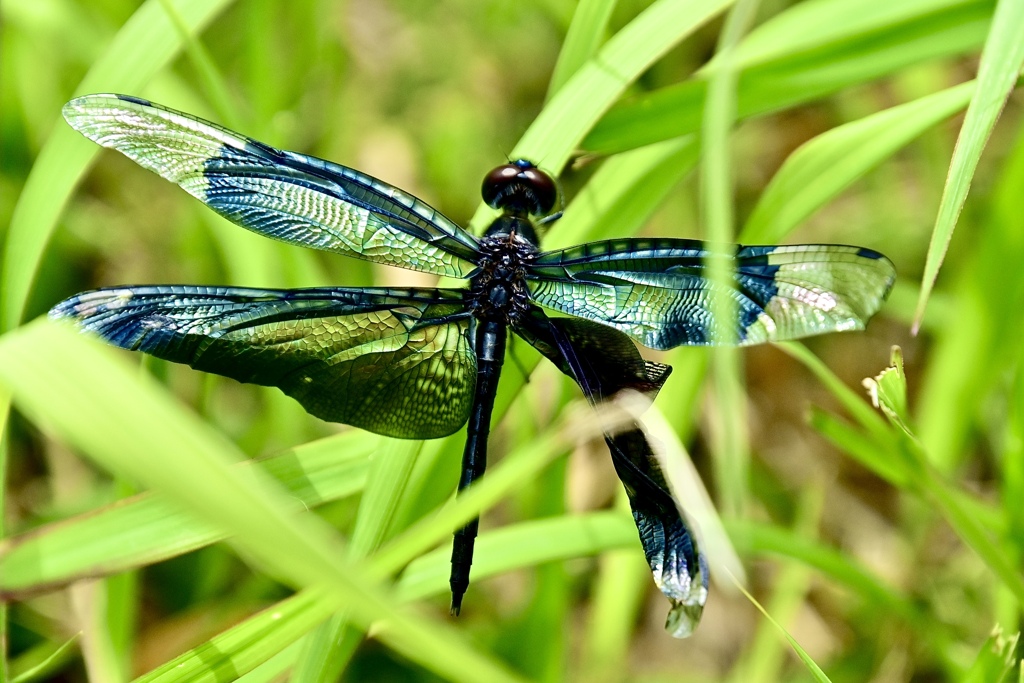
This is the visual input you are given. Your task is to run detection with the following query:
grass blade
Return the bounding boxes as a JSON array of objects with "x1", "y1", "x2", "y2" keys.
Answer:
[
  {"x1": 0, "y1": 320, "x2": 523, "y2": 683},
  {"x1": 469, "y1": 0, "x2": 734, "y2": 230},
  {"x1": 290, "y1": 436, "x2": 421, "y2": 682},
  {"x1": 584, "y1": 0, "x2": 990, "y2": 154},
  {"x1": 0, "y1": 0, "x2": 234, "y2": 332},
  {"x1": 395, "y1": 511, "x2": 637, "y2": 603},
  {"x1": 0, "y1": 433, "x2": 372, "y2": 597},
  {"x1": 913, "y1": 0, "x2": 1024, "y2": 329},
  {"x1": 703, "y1": 0, "x2": 760, "y2": 518},
  {"x1": 741, "y1": 80, "x2": 976, "y2": 244},
  {"x1": 730, "y1": 573, "x2": 833, "y2": 682},
  {"x1": 547, "y1": 136, "x2": 699, "y2": 249},
  {"x1": 546, "y1": 0, "x2": 617, "y2": 99},
  {"x1": 133, "y1": 589, "x2": 333, "y2": 683}
]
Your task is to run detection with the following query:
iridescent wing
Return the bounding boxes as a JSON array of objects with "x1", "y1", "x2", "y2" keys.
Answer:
[
  {"x1": 527, "y1": 238, "x2": 895, "y2": 350},
  {"x1": 515, "y1": 309, "x2": 707, "y2": 637},
  {"x1": 50, "y1": 286, "x2": 476, "y2": 439},
  {"x1": 63, "y1": 94, "x2": 481, "y2": 278}
]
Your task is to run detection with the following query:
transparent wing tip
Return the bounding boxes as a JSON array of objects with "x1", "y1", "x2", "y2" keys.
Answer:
[
  {"x1": 665, "y1": 594, "x2": 707, "y2": 638},
  {"x1": 662, "y1": 553, "x2": 709, "y2": 639}
]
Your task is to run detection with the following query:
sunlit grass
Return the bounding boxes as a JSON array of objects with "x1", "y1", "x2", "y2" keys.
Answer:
[{"x1": 1, "y1": 0, "x2": 1022, "y2": 681}]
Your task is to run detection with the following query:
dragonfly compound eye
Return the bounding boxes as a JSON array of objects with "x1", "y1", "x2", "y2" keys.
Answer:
[{"x1": 481, "y1": 160, "x2": 558, "y2": 216}]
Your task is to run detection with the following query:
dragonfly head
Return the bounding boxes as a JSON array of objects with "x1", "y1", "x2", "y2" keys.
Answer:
[{"x1": 482, "y1": 159, "x2": 557, "y2": 217}]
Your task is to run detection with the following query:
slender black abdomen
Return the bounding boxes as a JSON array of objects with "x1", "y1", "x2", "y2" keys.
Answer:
[{"x1": 449, "y1": 319, "x2": 507, "y2": 614}]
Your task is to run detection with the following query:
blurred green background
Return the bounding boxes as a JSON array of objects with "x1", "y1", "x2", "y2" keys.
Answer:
[{"x1": 1, "y1": 0, "x2": 1023, "y2": 681}]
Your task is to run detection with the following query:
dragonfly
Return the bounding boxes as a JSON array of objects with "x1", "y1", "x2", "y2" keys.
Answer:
[{"x1": 52, "y1": 94, "x2": 896, "y2": 637}]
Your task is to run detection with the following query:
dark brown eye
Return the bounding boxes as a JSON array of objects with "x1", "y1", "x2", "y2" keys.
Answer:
[{"x1": 481, "y1": 160, "x2": 558, "y2": 216}]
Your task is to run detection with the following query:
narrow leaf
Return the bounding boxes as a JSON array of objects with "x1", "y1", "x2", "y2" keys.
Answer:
[
  {"x1": 742, "y1": 81, "x2": 976, "y2": 244},
  {"x1": 470, "y1": 0, "x2": 733, "y2": 230},
  {"x1": 547, "y1": 0, "x2": 617, "y2": 99},
  {"x1": 729, "y1": 573, "x2": 833, "y2": 682},
  {"x1": 914, "y1": 0, "x2": 1024, "y2": 328},
  {"x1": 1, "y1": 0, "x2": 234, "y2": 332},
  {"x1": 0, "y1": 433, "x2": 372, "y2": 597},
  {"x1": 0, "y1": 321, "x2": 523, "y2": 683}
]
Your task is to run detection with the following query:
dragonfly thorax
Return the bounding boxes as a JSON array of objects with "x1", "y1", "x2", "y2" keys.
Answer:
[{"x1": 467, "y1": 232, "x2": 537, "y2": 324}]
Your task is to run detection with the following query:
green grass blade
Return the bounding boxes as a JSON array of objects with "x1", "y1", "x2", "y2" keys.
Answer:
[
  {"x1": 0, "y1": 389, "x2": 8, "y2": 683},
  {"x1": 808, "y1": 408, "x2": 910, "y2": 486},
  {"x1": 580, "y1": 501, "x2": 650, "y2": 683},
  {"x1": 914, "y1": 0, "x2": 1024, "y2": 329},
  {"x1": 730, "y1": 574, "x2": 833, "y2": 682},
  {"x1": 0, "y1": 0, "x2": 234, "y2": 332},
  {"x1": 395, "y1": 511, "x2": 637, "y2": 603},
  {"x1": 0, "y1": 433, "x2": 372, "y2": 597},
  {"x1": 133, "y1": 589, "x2": 333, "y2": 683},
  {"x1": 728, "y1": 520, "x2": 932, "y2": 631},
  {"x1": 923, "y1": 467, "x2": 1024, "y2": 606},
  {"x1": 130, "y1": 510, "x2": 638, "y2": 682},
  {"x1": 729, "y1": 488, "x2": 820, "y2": 683},
  {"x1": 703, "y1": 0, "x2": 759, "y2": 519},
  {"x1": 713, "y1": 0, "x2": 978, "y2": 72},
  {"x1": 741, "y1": 80, "x2": 976, "y2": 244},
  {"x1": 584, "y1": 0, "x2": 990, "y2": 154},
  {"x1": 74, "y1": 581, "x2": 124, "y2": 683},
  {"x1": 10, "y1": 635, "x2": 80, "y2": 683},
  {"x1": 546, "y1": 0, "x2": 617, "y2": 99},
  {"x1": 804, "y1": 343, "x2": 1024, "y2": 607},
  {"x1": 155, "y1": 0, "x2": 241, "y2": 130},
  {"x1": 0, "y1": 320, "x2": 523, "y2": 683},
  {"x1": 290, "y1": 437, "x2": 421, "y2": 682},
  {"x1": 516, "y1": 0, "x2": 733, "y2": 169},
  {"x1": 235, "y1": 642, "x2": 304, "y2": 683},
  {"x1": 777, "y1": 342, "x2": 895, "y2": 443},
  {"x1": 372, "y1": 402, "x2": 605, "y2": 577},
  {"x1": 961, "y1": 630, "x2": 1019, "y2": 683},
  {"x1": 546, "y1": 136, "x2": 699, "y2": 249},
  {"x1": 469, "y1": 0, "x2": 733, "y2": 231}
]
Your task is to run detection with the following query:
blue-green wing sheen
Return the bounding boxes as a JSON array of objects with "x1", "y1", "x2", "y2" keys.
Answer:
[
  {"x1": 62, "y1": 94, "x2": 481, "y2": 278},
  {"x1": 527, "y1": 239, "x2": 895, "y2": 350},
  {"x1": 50, "y1": 286, "x2": 476, "y2": 439}
]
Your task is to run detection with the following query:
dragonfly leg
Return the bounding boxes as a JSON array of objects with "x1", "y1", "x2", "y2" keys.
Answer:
[{"x1": 449, "y1": 320, "x2": 506, "y2": 615}]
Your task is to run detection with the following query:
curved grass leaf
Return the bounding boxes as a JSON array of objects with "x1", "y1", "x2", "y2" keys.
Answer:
[
  {"x1": 289, "y1": 436, "x2": 421, "y2": 682},
  {"x1": 394, "y1": 511, "x2": 638, "y2": 602},
  {"x1": 371, "y1": 402, "x2": 608, "y2": 576},
  {"x1": 469, "y1": 0, "x2": 734, "y2": 231},
  {"x1": 728, "y1": 520, "x2": 934, "y2": 632},
  {"x1": 961, "y1": 629, "x2": 1019, "y2": 683},
  {"x1": 130, "y1": 511, "x2": 638, "y2": 683},
  {"x1": 584, "y1": 0, "x2": 991, "y2": 154},
  {"x1": 235, "y1": 642, "x2": 305, "y2": 683},
  {"x1": 134, "y1": 589, "x2": 333, "y2": 683},
  {"x1": 0, "y1": 320, "x2": 522, "y2": 683},
  {"x1": 0, "y1": 433, "x2": 372, "y2": 598},
  {"x1": 515, "y1": 0, "x2": 733, "y2": 170},
  {"x1": 784, "y1": 339, "x2": 1024, "y2": 607},
  {"x1": 702, "y1": 0, "x2": 760, "y2": 520},
  {"x1": 729, "y1": 490, "x2": 820, "y2": 682},
  {"x1": 707, "y1": 0, "x2": 983, "y2": 73},
  {"x1": 0, "y1": 0, "x2": 235, "y2": 332},
  {"x1": 913, "y1": 0, "x2": 1024, "y2": 328},
  {"x1": 741, "y1": 80, "x2": 976, "y2": 244},
  {"x1": 546, "y1": 0, "x2": 617, "y2": 99},
  {"x1": 545, "y1": 136, "x2": 699, "y2": 250},
  {"x1": 730, "y1": 574, "x2": 833, "y2": 682},
  {"x1": 10, "y1": 634, "x2": 80, "y2": 683}
]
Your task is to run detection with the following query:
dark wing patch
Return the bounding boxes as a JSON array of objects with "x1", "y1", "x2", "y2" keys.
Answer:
[
  {"x1": 51, "y1": 286, "x2": 476, "y2": 439},
  {"x1": 528, "y1": 238, "x2": 895, "y2": 350},
  {"x1": 63, "y1": 94, "x2": 480, "y2": 278}
]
